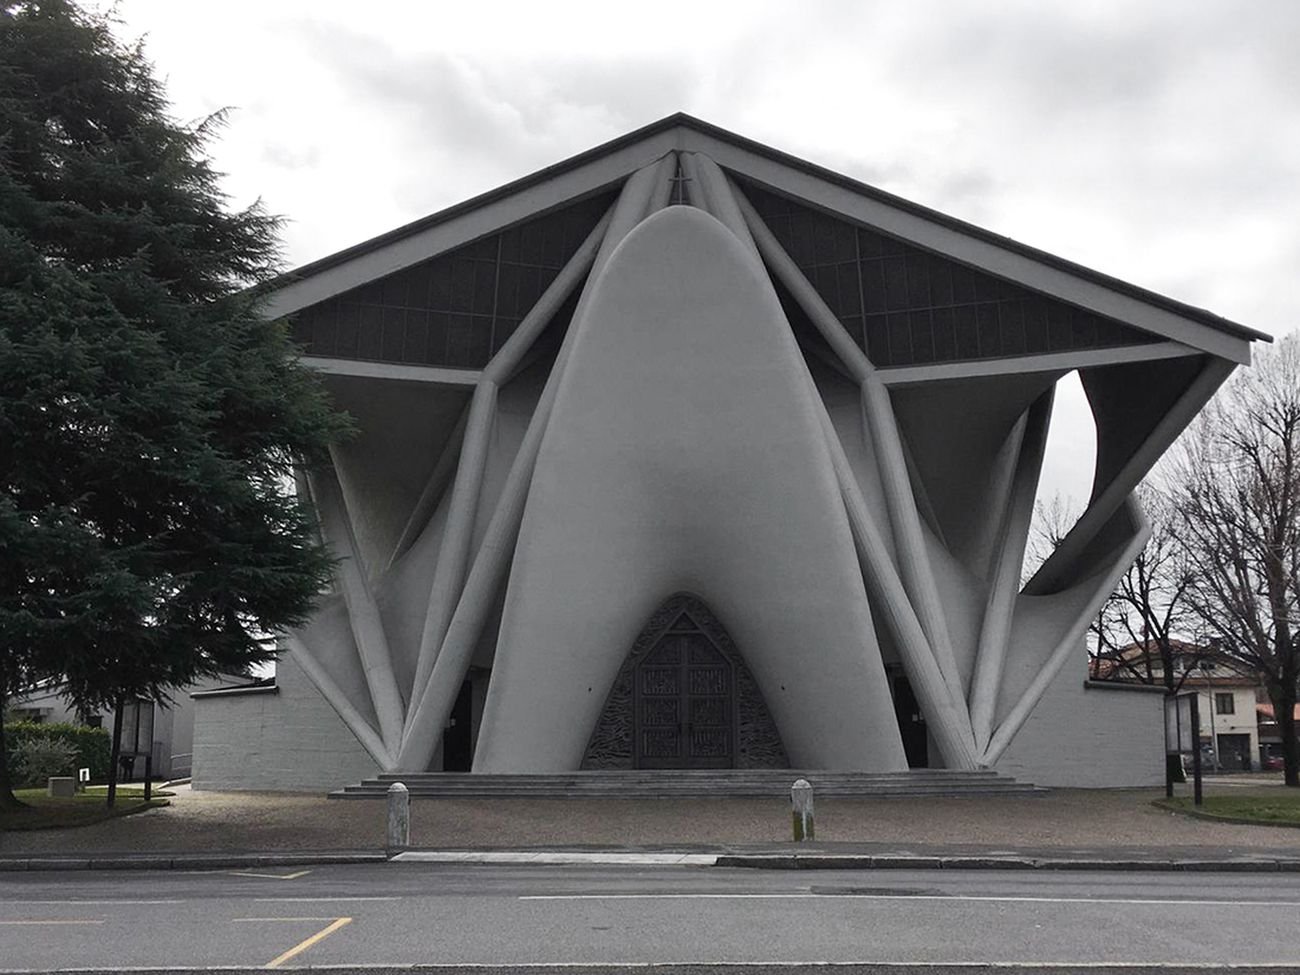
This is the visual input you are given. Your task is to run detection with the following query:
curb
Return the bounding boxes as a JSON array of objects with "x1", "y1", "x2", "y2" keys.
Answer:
[
  {"x1": 716, "y1": 854, "x2": 1300, "y2": 873},
  {"x1": 0, "y1": 852, "x2": 388, "y2": 872},
  {"x1": 5, "y1": 849, "x2": 1300, "y2": 873}
]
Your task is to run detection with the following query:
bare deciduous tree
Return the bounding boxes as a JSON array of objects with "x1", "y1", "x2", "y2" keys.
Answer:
[
  {"x1": 1091, "y1": 486, "x2": 1206, "y2": 692},
  {"x1": 1028, "y1": 487, "x2": 1203, "y2": 692},
  {"x1": 1170, "y1": 334, "x2": 1300, "y2": 786}
]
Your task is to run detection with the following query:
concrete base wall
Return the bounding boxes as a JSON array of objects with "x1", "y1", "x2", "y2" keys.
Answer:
[
  {"x1": 195, "y1": 647, "x2": 1165, "y2": 791},
  {"x1": 996, "y1": 653, "x2": 1165, "y2": 788},
  {"x1": 192, "y1": 654, "x2": 378, "y2": 792}
]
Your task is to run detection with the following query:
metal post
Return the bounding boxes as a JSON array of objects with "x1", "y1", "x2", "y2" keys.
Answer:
[
  {"x1": 106, "y1": 699, "x2": 123, "y2": 808},
  {"x1": 1203, "y1": 663, "x2": 1219, "y2": 771},
  {"x1": 143, "y1": 755, "x2": 152, "y2": 803},
  {"x1": 1165, "y1": 694, "x2": 1175, "y2": 798},
  {"x1": 1190, "y1": 695, "x2": 1204, "y2": 807},
  {"x1": 791, "y1": 779, "x2": 814, "y2": 842},
  {"x1": 386, "y1": 782, "x2": 410, "y2": 854}
]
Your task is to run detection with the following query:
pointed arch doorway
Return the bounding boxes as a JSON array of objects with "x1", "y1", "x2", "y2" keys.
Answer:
[{"x1": 582, "y1": 593, "x2": 788, "y2": 769}]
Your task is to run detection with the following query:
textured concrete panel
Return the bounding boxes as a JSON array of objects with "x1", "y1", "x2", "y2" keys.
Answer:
[
  {"x1": 294, "y1": 594, "x2": 378, "y2": 727},
  {"x1": 378, "y1": 487, "x2": 450, "y2": 702},
  {"x1": 808, "y1": 358, "x2": 898, "y2": 567},
  {"x1": 1081, "y1": 354, "x2": 1205, "y2": 503},
  {"x1": 892, "y1": 373, "x2": 1059, "y2": 576},
  {"x1": 997, "y1": 650, "x2": 1164, "y2": 788},
  {"x1": 192, "y1": 654, "x2": 378, "y2": 792},
  {"x1": 924, "y1": 529, "x2": 984, "y2": 699},
  {"x1": 476, "y1": 206, "x2": 906, "y2": 772},
  {"x1": 324, "y1": 376, "x2": 469, "y2": 576}
]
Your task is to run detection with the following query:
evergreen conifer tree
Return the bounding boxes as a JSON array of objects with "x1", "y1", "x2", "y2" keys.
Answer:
[{"x1": 0, "y1": 0, "x2": 348, "y2": 806}]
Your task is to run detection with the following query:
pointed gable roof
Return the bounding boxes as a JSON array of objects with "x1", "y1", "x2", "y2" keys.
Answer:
[{"x1": 262, "y1": 113, "x2": 1268, "y2": 368}]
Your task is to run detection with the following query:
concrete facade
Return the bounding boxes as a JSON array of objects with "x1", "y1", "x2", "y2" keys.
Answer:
[
  {"x1": 192, "y1": 654, "x2": 378, "y2": 792},
  {"x1": 192, "y1": 115, "x2": 1264, "y2": 791}
]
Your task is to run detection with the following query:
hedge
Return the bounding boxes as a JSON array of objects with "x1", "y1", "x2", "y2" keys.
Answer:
[{"x1": 3, "y1": 721, "x2": 112, "y2": 783}]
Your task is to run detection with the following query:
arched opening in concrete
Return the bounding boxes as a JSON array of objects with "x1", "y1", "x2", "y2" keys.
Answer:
[
  {"x1": 1022, "y1": 369, "x2": 1097, "y2": 583},
  {"x1": 581, "y1": 593, "x2": 788, "y2": 770}
]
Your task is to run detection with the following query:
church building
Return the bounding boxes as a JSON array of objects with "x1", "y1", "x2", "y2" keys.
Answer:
[{"x1": 191, "y1": 115, "x2": 1265, "y2": 792}]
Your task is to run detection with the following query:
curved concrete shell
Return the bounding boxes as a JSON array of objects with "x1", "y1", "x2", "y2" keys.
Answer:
[{"x1": 476, "y1": 206, "x2": 905, "y2": 771}]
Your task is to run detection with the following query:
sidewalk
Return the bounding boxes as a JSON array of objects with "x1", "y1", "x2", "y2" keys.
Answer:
[{"x1": 2, "y1": 780, "x2": 1298, "y2": 872}]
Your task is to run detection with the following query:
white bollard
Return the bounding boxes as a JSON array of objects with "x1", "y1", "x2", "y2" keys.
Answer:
[
  {"x1": 791, "y1": 778, "x2": 814, "y2": 841},
  {"x1": 386, "y1": 781, "x2": 410, "y2": 854}
]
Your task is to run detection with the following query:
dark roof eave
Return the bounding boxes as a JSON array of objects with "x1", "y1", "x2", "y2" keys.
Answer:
[{"x1": 267, "y1": 113, "x2": 1271, "y2": 346}]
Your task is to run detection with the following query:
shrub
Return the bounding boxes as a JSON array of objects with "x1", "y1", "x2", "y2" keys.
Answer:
[
  {"x1": 12, "y1": 737, "x2": 79, "y2": 788},
  {"x1": 4, "y1": 722, "x2": 112, "y2": 784}
]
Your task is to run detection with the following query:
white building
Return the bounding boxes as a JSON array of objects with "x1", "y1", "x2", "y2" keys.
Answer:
[
  {"x1": 1183, "y1": 676, "x2": 1261, "y2": 771},
  {"x1": 191, "y1": 115, "x2": 1264, "y2": 792},
  {"x1": 11, "y1": 674, "x2": 249, "y2": 780}
]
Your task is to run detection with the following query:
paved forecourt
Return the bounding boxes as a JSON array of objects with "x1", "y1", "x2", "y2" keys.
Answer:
[{"x1": 2, "y1": 861, "x2": 1300, "y2": 970}]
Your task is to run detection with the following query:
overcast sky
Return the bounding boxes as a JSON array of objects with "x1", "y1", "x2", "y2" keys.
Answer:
[{"x1": 108, "y1": 0, "x2": 1298, "y2": 515}]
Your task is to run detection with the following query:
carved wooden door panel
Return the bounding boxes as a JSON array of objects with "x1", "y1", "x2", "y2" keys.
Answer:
[
  {"x1": 685, "y1": 640, "x2": 733, "y2": 767},
  {"x1": 635, "y1": 636, "x2": 685, "y2": 767},
  {"x1": 634, "y1": 618, "x2": 735, "y2": 768}
]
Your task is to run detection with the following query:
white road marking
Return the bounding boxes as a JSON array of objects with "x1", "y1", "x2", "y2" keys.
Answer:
[
  {"x1": 251, "y1": 896, "x2": 400, "y2": 903},
  {"x1": 393, "y1": 851, "x2": 719, "y2": 865},
  {"x1": 7, "y1": 900, "x2": 183, "y2": 906},
  {"x1": 3, "y1": 961, "x2": 1297, "y2": 970},
  {"x1": 229, "y1": 869, "x2": 313, "y2": 880},
  {"x1": 520, "y1": 892, "x2": 1300, "y2": 907}
]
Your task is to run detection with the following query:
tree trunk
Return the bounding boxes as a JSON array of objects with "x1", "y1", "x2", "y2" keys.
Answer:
[
  {"x1": 1272, "y1": 686, "x2": 1299, "y2": 788},
  {"x1": 0, "y1": 695, "x2": 25, "y2": 810},
  {"x1": 106, "y1": 700, "x2": 124, "y2": 808}
]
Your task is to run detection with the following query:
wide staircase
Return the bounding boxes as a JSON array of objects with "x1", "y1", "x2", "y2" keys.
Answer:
[{"x1": 330, "y1": 768, "x2": 1043, "y2": 799}]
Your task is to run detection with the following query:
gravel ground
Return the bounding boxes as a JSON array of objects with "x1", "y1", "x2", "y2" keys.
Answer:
[{"x1": 3, "y1": 778, "x2": 1299, "y2": 857}]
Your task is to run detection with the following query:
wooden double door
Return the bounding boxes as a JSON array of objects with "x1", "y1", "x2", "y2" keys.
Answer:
[{"x1": 633, "y1": 616, "x2": 734, "y2": 768}]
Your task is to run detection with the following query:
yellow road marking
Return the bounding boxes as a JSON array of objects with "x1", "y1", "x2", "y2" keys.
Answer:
[
  {"x1": 0, "y1": 919, "x2": 105, "y2": 925},
  {"x1": 264, "y1": 916, "x2": 351, "y2": 969},
  {"x1": 229, "y1": 870, "x2": 312, "y2": 880}
]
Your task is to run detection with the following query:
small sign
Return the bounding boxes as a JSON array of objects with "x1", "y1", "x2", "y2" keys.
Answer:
[
  {"x1": 1164, "y1": 694, "x2": 1196, "y2": 753},
  {"x1": 78, "y1": 767, "x2": 91, "y2": 783}
]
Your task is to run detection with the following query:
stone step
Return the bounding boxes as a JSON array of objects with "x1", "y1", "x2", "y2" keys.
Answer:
[
  {"x1": 329, "y1": 769, "x2": 1043, "y2": 799},
  {"x1": 372, "y1": 769, "x2": 1008, "y2": 780},
  {"x1": 335, "y1": 787, "x2": 1038, "y2": 799}
]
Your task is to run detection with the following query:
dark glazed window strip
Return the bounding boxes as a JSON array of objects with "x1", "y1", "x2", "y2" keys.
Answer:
[
  {"x1": 290, "y1": 190, "x2": 618, "y2": 369},
  {"x1": 739, "y1": 180, "x2": 1158, "y2": 368}
]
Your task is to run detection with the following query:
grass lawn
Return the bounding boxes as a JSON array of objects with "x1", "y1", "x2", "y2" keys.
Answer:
[
  {"x1": 1157, "y1": 793, "x2": 1300, "y2": 827},
  {"x1": 1, "y1": 787, "x2": 170, "y2": 831}
]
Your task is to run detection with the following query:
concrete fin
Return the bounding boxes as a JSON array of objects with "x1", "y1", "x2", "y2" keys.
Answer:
[
  {"x1": 967, "y1": 388, "x2": 1054, "y2": 750},
  {"x1": 986, "y1": 499, "x2": 1150, "y2": 761}
]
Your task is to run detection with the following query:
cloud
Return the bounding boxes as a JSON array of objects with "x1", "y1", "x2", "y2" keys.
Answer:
[{"x1": 288, "y1": 19, "x2": 699, "y2": 218}]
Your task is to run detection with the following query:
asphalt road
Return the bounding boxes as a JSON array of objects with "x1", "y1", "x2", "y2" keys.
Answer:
[{"x1": 0, "y1": 862, "x2": 1298, "y2": 972}]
